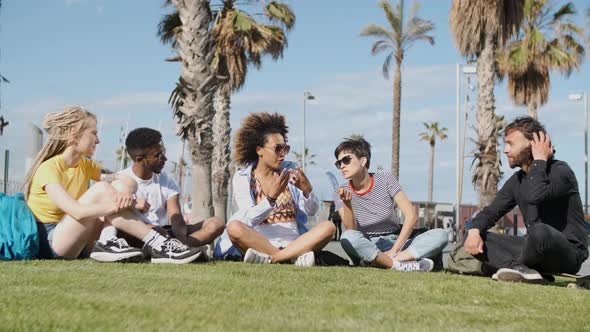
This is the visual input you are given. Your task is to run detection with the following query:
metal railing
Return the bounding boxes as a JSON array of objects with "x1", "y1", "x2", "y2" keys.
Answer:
[{"x1": 0, "y1": 180, "x2": 23, "y2": 195}]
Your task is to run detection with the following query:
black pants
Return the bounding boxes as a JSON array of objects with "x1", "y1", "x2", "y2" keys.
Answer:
[{"x1": 476, "y1": 223, "x2": 587, "y2": 275}]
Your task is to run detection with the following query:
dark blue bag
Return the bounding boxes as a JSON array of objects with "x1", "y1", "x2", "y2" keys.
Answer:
[{"x1": 0, "y1": 192, "x2": 39, "y2": 260}]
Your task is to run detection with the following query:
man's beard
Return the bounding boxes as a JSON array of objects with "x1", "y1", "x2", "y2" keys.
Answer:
[{"x1": 509, "y1": 145, "x2": 533, "y2": 169}]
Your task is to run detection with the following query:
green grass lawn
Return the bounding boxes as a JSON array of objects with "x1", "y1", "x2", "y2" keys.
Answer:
[{"x1": 1, "y1": 260, "x2": 588, "y2": 331}]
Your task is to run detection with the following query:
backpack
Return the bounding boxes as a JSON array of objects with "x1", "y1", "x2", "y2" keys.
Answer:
[
  {"x1": 446, "y1": 243, "x2": 484, "y2": 276},
  {"x1": 0, "y1": 192, "x2": 40, "y2": 260}
]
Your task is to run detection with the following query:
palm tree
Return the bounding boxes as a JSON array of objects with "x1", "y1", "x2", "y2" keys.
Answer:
[
  {"x1": 449, "y1": 0, "x2": 524, "y2": 207},
  {"x1": 163, "y1": 0, "x2": 217, "y2": 221},
  {"x1": 496, "y1": 0, "x2": 585, "y2": 119},
  {"x1": 210, "y1": 0, "x2": 294, "y2": 220},
  {"x1": 159, "y1": 1, "x2": 294, "y2": 220},
  {"x1": 115, "y1": 148, "x2": 132, "y2": 170},
  {"x1": 292, "y1": 148, "x2": 317, "y2": 169},
  {"x1": 361, "y1": 0, "x2": 435, "y2": 180},
  {"x1": 419, "y1": 122, "x2": 447, "y2": 224},
  {"x1": 349, "y1": 133, "x2": 365, "y2": 140}
]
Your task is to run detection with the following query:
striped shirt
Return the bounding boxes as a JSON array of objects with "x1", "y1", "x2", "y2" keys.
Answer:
[{"x1": 334, "y1": 172, "x2": 402, "y2": 236}]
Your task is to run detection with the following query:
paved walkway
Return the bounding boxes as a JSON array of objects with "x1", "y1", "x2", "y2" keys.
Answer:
[{"x1": 324, "y1": 241, "x2": 590, "y2": 275}]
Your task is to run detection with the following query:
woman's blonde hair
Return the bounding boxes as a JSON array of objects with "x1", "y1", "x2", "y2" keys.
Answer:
[{"x1": 22, "y1": 105, "x2": 96, "y2": 199}]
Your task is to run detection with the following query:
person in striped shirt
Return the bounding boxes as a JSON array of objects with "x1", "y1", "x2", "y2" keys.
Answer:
[{"x1": 334, "y1": 138, "x2": 449, "y2": 272}]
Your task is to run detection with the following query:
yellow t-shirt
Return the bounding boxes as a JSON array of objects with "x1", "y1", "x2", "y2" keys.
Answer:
[{"x1": 27, "y1": 154, "x2": 102, "y2": 223}]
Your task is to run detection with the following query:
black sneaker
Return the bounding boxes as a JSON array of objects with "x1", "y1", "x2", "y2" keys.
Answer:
[
  {"x1": 90, "y1": 238, "x2": 144, "y2": 263},
  {"x1": 496, "y1": 264, "x2": 545, "y2": 283},
  {"x1": 147, "y1": 238, "x2": 202, "y2": 264}
]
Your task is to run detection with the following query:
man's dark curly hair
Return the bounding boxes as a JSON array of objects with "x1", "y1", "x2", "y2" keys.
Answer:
[
  {"x1": 504, "y1": 116, "x2": 547, "y2": 140},
  {"x1": 334, "y1": 137, "x2": 372, "y2": 169},
  {"x1": 125, "y1": 127, "x2": 162, "y2": 158},
  {"x1": 234, "y1": 112, "x2": 288, "y2": 166}
]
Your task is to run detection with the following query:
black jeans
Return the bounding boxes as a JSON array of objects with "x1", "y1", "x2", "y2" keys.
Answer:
[{"x1": 475, "y1": 223, "x2": 588, "y2": 275}]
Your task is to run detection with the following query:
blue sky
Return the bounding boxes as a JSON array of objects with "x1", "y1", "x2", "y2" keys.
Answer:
[{"x1": 1, "y1": 0, "x2": 590, "y2": 206}]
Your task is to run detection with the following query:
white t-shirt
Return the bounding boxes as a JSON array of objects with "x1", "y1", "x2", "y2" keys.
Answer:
[{"x1": 119, "y1": 167, "x2": 180, "y2": 226}]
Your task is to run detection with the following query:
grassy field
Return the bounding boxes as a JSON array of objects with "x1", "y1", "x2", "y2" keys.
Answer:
[{"x1": 0, "y1": 260, "x2": 588, "y2": 332}]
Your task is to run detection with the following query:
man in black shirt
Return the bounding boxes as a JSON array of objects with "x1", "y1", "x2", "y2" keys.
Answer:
[{"x1": 465, "y1": 117, "x2": 589, "y2": 283}]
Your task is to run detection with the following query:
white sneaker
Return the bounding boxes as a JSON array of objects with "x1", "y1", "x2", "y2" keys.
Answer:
[
  {"x1": 243, "y1": 248, "x2": 271, "y2": 264},
  {"x1": 392, "y1": 258, "x2": 434, "y2": 272},
  {"x1": 294, "y1": 251, "x2": 315, "y2": 267},
  {"x1": 492, "y1": 273, "x2": 498, "y2": 281}
]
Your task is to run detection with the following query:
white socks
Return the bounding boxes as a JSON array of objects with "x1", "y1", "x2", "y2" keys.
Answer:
[
  {"x1": 142, "y1": 229, "x2": 167, "y2": 249},
  {"x1": 99, "y1": 225, "x2": 118, "y2": 243},
  {"x1": 99, "y1": 227, "x2": 167, "y2": 249}
]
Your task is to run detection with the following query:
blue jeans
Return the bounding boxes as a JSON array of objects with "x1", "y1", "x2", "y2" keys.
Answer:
[{"x1": 340, "y1": 229, "x2": 449, "y2": 265}]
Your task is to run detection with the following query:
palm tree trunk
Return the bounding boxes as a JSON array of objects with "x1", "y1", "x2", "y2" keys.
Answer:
[
  {"x1": 426, "y1": 142, "x2": 434, "y2": 225},
  {"x1": 392, "y1": 58, "x2": 402, "y2": 179},
  {"x1": 212, "y1": 88, "x2": 231, "y2": 221},
  {"x1": 173, "y1": 0, "x2": 216, "y2": 221},
  {"x1": 475, "y1": 34, "x2": 500, "y2": 207},
  {"x1": 527, "y1": 101, "x2": 538, "y2": 119}
]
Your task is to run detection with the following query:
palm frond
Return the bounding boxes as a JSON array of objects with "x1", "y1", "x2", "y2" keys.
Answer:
[
  {"x1": 360, "y1": 24, "x2": 394, "y2": 41},
  {"x1": 403, "y1": 17, "x2": 435, "y2": 47},
  {"x1": 551, "y1": 2, "x2": 576, "y2": 23},
  {"x1": 382, "y1": 52, "x2": 394, "y2": 79},
  {"x1": 450, "y1": 0, "x2": 524, "y2": 56},
  {"x1": 371, "y1": 40, "x2": 393, "y2": 56},
  {"x1": 264, "y1": 1, "x2": 295, "y2": 31},
  {"x1": 211, "y1": 4, "x2": 289, "y2": 93},
  {"x1": 403, "y1": 1, "x2": 435, "y2": 48},
  {"x1": 378, "y1": 0, "x2": 402, "y2": 36},
  {"x1": 157, "y1": 11, "x2": 181, "y2": 47},
  {"x1": 496, "y1": 0, "x2": 584, "y2": 111}
]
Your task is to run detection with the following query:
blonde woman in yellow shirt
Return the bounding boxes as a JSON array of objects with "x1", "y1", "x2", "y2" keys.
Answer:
[{"x1": 24, "y1": 106, "x2": 202, "y2": 263}]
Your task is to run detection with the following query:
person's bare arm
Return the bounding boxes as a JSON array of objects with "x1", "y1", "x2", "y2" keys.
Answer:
[
  {"x1": 337, "y1": 187, "x2": 356, "y2": 230},
  {"x1": 384, "y1": 192, "x2": 416, "y2": 256},
  {"x1": 167, "y1": 194, "x2": 187, "y2": 242}
]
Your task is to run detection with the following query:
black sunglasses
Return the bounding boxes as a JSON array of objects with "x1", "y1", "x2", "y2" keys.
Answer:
[
  {"x1": 335, "y1": 155, "x2": 353, "y2": 169},
  {"x1": 141, "y1": 147, "x2": 167, "y2": 161},
  {"x1": 264, "y1": 144, "x2": 290, "y2": 155}
]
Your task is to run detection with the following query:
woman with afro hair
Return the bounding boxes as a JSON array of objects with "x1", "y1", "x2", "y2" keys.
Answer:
[{"x1": 214, "y1": 112, "x2": 335, "y2": 266}]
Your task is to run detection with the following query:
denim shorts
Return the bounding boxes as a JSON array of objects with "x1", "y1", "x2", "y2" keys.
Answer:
[{"x1": 36, "y1": 222, "x2": 59, "y2": 259}]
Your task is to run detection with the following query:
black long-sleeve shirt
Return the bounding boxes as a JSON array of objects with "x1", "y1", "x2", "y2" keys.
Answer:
[{"x1": 471, "y1": 159, "x2": 588, "y2": 252}]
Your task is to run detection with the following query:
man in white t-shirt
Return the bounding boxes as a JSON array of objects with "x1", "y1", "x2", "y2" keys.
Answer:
[{"x1": 98, "y1": 128, "x2": 225, "y2": 254}]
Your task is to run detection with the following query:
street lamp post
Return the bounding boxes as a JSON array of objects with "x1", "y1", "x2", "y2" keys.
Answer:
[
  {"x1": 303, "y1": 91, "x2": 315, "y2": 172},
  {"x1": 569, "y1": 92, "x2": 588, "y2": 214},
  {"x1": 455, "y1": 63, "x2": 477, "y2": 242}
]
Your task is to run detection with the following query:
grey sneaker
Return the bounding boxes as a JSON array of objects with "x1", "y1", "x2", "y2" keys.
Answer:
[
  {"x1": 496, "y1": 264, "x2": 544, "y2": 283},
  {"x1": 243, "y1": 248, "x2": 271, "y2": 264},
  {"x1": 148, "y1": 238, "x2": 202, "y2": 264},
  {"x1": 294, "y1": 251, "x2": 315, "y2": 267},
  {"x1": 392, "y1": 258, "x2": 434, "y2": 272},
  {"x1": 90, "y1": 238, "x2": 143, "y2": 263}
]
